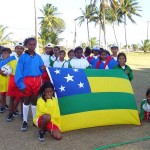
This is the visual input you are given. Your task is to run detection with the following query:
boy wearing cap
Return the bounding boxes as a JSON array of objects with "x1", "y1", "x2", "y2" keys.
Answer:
[
  {"x1": 87, "y1": 46, "x2": 100, "y2": 68},
  {"x1": 106, "y1": 44, "x2": 119, "y2": 69},
  {"x1": 6, "y1": 43, "x2": 24, "y2": 121}
]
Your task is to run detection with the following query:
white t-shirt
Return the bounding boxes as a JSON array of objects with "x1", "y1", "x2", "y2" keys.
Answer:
[
  {"x1": 53, "y1": 59, "x2": 66, "y2": 68},
  {"x1": 70, "y1": 57, "x2": 90, "y2": 69},
  {"x1": 41, "y1": 53, "x2": 50, "y2": 67},
  {"x1": 143, "y1": 102, "x2": 150, "y2": 112},
  {"x1": 112, "y1": 56, "x2": 117, "y2": 61}
]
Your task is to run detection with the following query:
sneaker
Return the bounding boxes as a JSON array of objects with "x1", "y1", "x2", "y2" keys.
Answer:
[
  {"x1": 13, "y1": 112, "x2": 20, "y2": 117},
  {"x1": 0, "y1": 107, "x2": 5, "y2": 113},
  {"x1": 20, "y1": 121, "x2": 28, "y2": 131},
  {"x1": 4, "y1": 104, "x2": 9, "y2": 110},
  {"x1": 38, "y1": 131, "x2": 45, "y2": 142},
  {"x1": 7, "y1": 113, "x2": 13, "y2": 122}
]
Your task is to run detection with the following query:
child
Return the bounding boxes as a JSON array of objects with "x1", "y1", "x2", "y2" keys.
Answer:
[
  {"x1": 140, "y1": 88, "x2": 150, "y2": 121},
  {"x1": 94, "y1": 50, "x2": 109, "y2": 69},
  {"x1": 106, "y1": 44, "x2": 119, "y2": 69},
  {"x1": 84, "y1": 47, "x2": 91, "y2": 60},
  {"x1": 88, "y1": 46, "x2": 100, "y2": 66},
  {"x1": 6, "y1": 42, "x2": 24, "y2": 121},
  {"x1": 53, "y1": 50, "x2": 67, "y2": 68},
  {"x1": 41, "y1": 43, "x2": 52, "y2": 83},
  {"x1": 70, "y1": 46, "x2": 91, "y2": 69},
  {"x1": 15, "y1": 37, "x2": 44, "y2": 131},
  {"x1": 114, "y1": 52, "x2": 133, "y2": 81},
  {"x1": 49, "y1": 46, "x2": 60, "y2": 67},
  {"x1": 0, "y1": 48, "x2": 12, "y2": 113},
  {"x1": 33, "y1": 81, "x2": 61, "y2": 142},
  {"x1": 63, "y1": 49, "x2": 74, "y2": 68}
]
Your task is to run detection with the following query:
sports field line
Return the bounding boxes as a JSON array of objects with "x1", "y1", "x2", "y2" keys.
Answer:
[{"x1": 94, "y1": 135, "x2": 150, "y2": 150}]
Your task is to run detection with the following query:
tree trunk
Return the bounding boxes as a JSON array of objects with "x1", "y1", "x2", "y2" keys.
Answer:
[
  {"x1": 124, "y1": 14, "x2": 128, "y2": 53},
  {"x1": 99, "y1": 21, "x2": 101, "y2": 47},
  {"x1": 87, "y1": 19, "x2": 90, "y2": 47},
  {"x1": 112, "y1": 23, "x2": 119, "y2": 48},
  {"x1": 103, "y1": 11, "x2": 107, "y2": 49}
]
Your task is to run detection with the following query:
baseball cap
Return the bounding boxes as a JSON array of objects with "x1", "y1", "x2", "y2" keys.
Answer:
[
  {"x1": 46, "y1": 43, "x2": 53, "y2": 48},
  {"x1": 15, "y1": 42, "x2": 24, "y2": 48},
  {"x1": 92, "y1": 46, "x2": 100, "y2": 51},
  {"x1": 111, "y1": 44, "x2": 118, "y2": 48}
]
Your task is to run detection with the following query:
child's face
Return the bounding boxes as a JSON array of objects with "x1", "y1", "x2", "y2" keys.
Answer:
[
  {"x1": 59, "y1": 52, "x2": 65, "y2": 59},
  {"x1": 68, "y1": 52, "x2": 74, "y2": 60},
  {"x1": 44, "y1": 87, "x2": 54, "y2": 99},
  {"x1": 2, "y1": 51, "x2": 10, "y2": 59},
  {"x1": 111, "y1": 47, "x2": 118, "y2": 56},
  {"x1": 27, "y1": 40, "x2": 36, "y2": 52},
  {"x1": 93, "y1": 50, "x2": 99, "y2": 56},
  {"x1": 147, "y1": 94, "x2": 150, "y2": 104},
  {"x1": 118, "y1": 55, "x2": 126, "y2": 66},
  {"x1": 54, "y1": 48, "x2": 60, "y2": 55},
  {"x1": 15, "y1": 46, "x2": 24, "y2": 56},
  {"x1": 75, "y1": 50, "x2": 83, "y2": 58},
  {"x1": 45, "y1": 47, "x2": 53, "y2": 55},
  {"x1": 100, "y1": 52, "x2": 107, "y2": 61}
]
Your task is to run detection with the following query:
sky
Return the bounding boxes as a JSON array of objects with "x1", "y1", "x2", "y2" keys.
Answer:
[{"x1": 0, "y1": 0, "x2": 150, "y2": 48}]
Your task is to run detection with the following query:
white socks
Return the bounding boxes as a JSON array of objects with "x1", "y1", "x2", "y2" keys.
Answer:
[
  {"x1": 31, "y1": 105, "x2": 36, "y2": 119},
  {"x1": 23, "y1": 104, "x2": 29, "y2": 122},
  {"x1": 23, "y1": 104, "x2": 36, "y2": 122}
]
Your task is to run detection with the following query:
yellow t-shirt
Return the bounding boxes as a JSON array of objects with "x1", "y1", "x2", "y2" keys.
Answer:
[
  {"x1": 33, "y1": 97, "x2": 61, "y2": 128},
  {"x1": 0, "y1": 59, "x2": 17, "y2": 92}
]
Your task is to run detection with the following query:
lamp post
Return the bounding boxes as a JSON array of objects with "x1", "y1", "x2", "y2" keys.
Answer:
[
  {"x1": 34, "y1": 0, "x2": 40, "y2": 54},
  {"x1": 147, "y1": 21, "x2": 150, "y2": 40}
]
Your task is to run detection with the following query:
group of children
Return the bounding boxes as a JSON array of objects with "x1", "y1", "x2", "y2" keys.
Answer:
[{"x1": 0, "y1": 38, "x2": 149, "y2": 142}]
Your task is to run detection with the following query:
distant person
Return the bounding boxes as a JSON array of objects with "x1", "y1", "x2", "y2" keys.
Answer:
[
  {"x1": 49, "y1": 46, "x2": 60, "y2": 67},
  {"x1": 15, "y1": 37, "x2": 44, "y2": 131},
  {"x1": 94, "y1": 50, "x2": 109, "y2": 69},
  {"x1": 33, "y1": 81, "x2": 61, "y2": 142},
  {"x1": 53, "y1": 50, "x2": 67, "y2": 68},
  {"x1": 100, "y1": 47, "x2": 110, "y2": 57},
  {"x1": 6, "y1": 42, "x2": 24, "y2": 121},
  {"x1": 63, "y1": 49, "x2": 74, "y2": 68},
  {"x1": 106, "y1": 44, "x2": 119, "y2": 69},
  {"x1": 0, "y1": 48, "x2": 13, "y2": 113},
  {"x1": 88, "y1": 46, "x2": 100, "y2": 66},
  {"x1": 70, "y1": 46, "x2": 91, "y2": 69},
  {"x1": 140, "y1": 88, "x2": 150, "y2": 121},
  {"x1": 84, "y1": 47, "x2": 91, "y2": 60},
  {"x1": 114, "y1": 52, "x2": 133, "y2": 81}
]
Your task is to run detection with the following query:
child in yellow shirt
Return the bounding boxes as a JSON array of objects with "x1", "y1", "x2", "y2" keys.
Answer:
[{"x1": 33, "y1": 81, "x2": 62, "y2": 142}]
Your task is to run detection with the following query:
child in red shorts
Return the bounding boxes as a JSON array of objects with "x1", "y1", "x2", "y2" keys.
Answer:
[
  {"x1": 15, "y1": 38, "x2": 44, "y2": 131},
  {"x1": 6, "y1": 42, "x2": 24, "y2": 121},
  {"x1": 33, "y1": 81, "x2": 61, "y2": 142}
]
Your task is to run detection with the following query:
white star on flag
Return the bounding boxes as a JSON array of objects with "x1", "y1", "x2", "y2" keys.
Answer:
[
  {"x1": 78, "y1": 82, "x2": 84, "y2": 88},
  {"x1": 73, "y1": 69, "x2": 79, "y2": 72},
  {"x1": 54, "y1": 69, "x2": 60, "y2": 74},
  {"x1": 64, "y1": 74, "x2": 74, "y2": 82},
  {"x1": 59, "y1": 85, "x2": 65, "y2": 92}
]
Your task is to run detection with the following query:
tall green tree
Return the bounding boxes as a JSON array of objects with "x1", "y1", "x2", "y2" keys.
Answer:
[
  {"x1": 39, "y1": 3, "x2": 65, "y2": 33},
  {"x1": 90, "y1": 37, "x2": 98, "y2": 48},
  {"x1": 118, "y1": 0, "x2": 141, "y2": 52},
  {"x1": 0, "y1": 25, "x2": 12, "y2": 45},
  {"x1": 76, "y1": 4, "x2": 96, "y2": 46}
]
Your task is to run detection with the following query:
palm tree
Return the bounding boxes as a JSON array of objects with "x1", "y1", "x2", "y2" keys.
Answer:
[
  {"x1": 140, "y1": 40, "x2": 150, "y2": 53},
  {"x1": 0, "y1": 25, "x2": 12, "y2": 45},
  {"x1": 91, "y1": 0, "x2": 119, "y2": 48},
  {"x1": 90, "y1": 37, "x2": 99, "y2": 48},
  {"x1": 76, "y1": 4, "x2": 97, "y2": 46},
  {"x1": 105, "y1": 8, "x2": 123, "y2": 47},
  {"x1": 118, "y1": 0, "x2": 141, "y2": 52},
  {"x1": 39, "y1": 3, "x2": 65, "y2": 33}
]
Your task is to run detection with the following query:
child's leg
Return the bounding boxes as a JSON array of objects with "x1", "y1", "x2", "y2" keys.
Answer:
[
  {"x1": 1, "y1": 92, "x2": 6, "y2": 107},
  {"x1": 52, "y1": 130, "x2": 62, "y2": 140},
  {"x1": 31, "y1": 94, "x2": 38, "y2": 119},
  {"x1": 9, "y1": 96, "x2": 15, "y2": 114},
  {"x1": 40, "y1": 114, "x2": 51, "y2": 131},
  {"x1": 23, "y1": 96, "x2": 30, "y2": 122}
]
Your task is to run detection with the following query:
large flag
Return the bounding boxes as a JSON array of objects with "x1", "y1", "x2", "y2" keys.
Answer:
[{"x1": 47, "y1": 68, "x2": 140, "y2": 132}]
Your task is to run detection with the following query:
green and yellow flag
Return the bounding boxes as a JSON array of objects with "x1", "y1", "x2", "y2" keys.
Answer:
[{"x1": 48, "y1": 68, "x2": 140, "y2": 132}]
